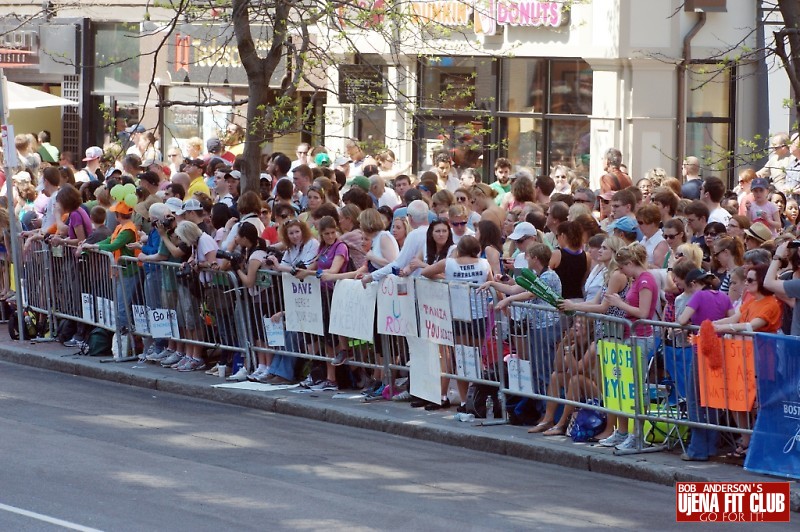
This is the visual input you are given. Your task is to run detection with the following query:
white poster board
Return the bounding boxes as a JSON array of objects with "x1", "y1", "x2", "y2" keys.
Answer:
[
  {"x1": 507, "y1": 357, "x2": 534, "y2": 395},
  {"x1": 454, "y1": 344, "x2": 481, "y2": 380},
  {"x1": 328, "y1": 279, "x2": 378, "y2": 342},
  {"x1": 416, "y1": 279, "x2": 454, "y2": 346},
  {"x1": 407, "y1": 337, "x2": 442, "y2": 405},
  {"x1": 149, "y1": 308, "x2": 180, "y2": 339},
  {"x1": 377, "y1": 275, "x2": 418, "y2": 337},
  {"x1": 263, "y1": 316, "x2": 286, "y2": 347},
  {"x1": 281, "y1": 274, "x2": 324, "y2": 336},
  {"x1": 81, "y1": 293, "x2": 94, "y2": 322},
  {"x1": 132, "y1": 305, "x2": 149, "y2": 334},
  {"x1": 449, "y1": 283, "x2": 473, "y2": 321}
]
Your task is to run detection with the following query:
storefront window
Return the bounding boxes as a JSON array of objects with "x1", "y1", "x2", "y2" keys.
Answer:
[
  {"x1": 93, "y1": 23, "x2": 140, "y2": 99},
  {"x1": 501, "y1": 59, "x2": 545, "y2": 113},
  {"x1": 686, "y1": 64, "x2": 734, "y2": 178},
  {"x1": 549, "y1": 119, "x2": 591, "y2": 175},
  {"x1": 416, "y1": 116, "x2": 486, "y2": 171},
  {"x1": 504, "y1": 117, "x2": 543, "y2": 171},
  {"x1": 550, "y1": 60, "x2": 593, "y2": 116},
  {"x1": 420, "y1": 57, "x2": 495, "y2": 111}
]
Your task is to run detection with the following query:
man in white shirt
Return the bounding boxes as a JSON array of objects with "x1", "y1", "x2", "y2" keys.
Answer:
[
  {"x1": 369, "y1": 175, "x2": 400, "y2": 209},
  {"x1": 213, "y1": 167, "x2": 235, "y2": 208},
  {"x1": 362, "y1": 200, "x2": 430, "y2": 285},
  {"x1": 702, "y1": 176, "x2": 732, "y2": 225},
  {"x1": 782, "y1": 132, "x2": 800, "y2": 199},
  {"x1": 433, "y1": 152, "x2": 460, "y2": 192},
  {"x1": 757, "y1": 133, "x2": 791, "y2": 188},
  {"x1": 75, "y1": 146, "x2": 103, "y2": 183},
  {"x1": 290, "y1": 143, "x2": 310, "y2": 175}
]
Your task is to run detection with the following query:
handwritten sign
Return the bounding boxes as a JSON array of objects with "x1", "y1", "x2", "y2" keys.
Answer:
[
  {"x1": 81, "y1": 293, "x2": 94, "y2": 322},
  {"x1": 507, "y1": 357, "x2": 534, "y2": 395},
  {"x1": 697, "y1": 337, "x2": 757, "y2": 412},
  {"x1": 449, "y1": 283, "x2": 473, "y2": 321},
  {"x1": 598, "y1": 340, "x2": 645, "y2": 415},
  {"x1": 328, "y1": 279, "x2": 378, "y2": 342},
  {"x1": 263, "y1": 316, "x2": 286, "y2": 347},
  {"x1": 416, "y1": 279, "x2": 454, "y2": 346},
  {"x1": 408, "y1": 337, "x2": 443, "y2": 405},
  {"x1": 281, "y1": 274, "x2": 324, "y2": 336},
  {"x1": 454, "y1": 344, "x2": 480, "y2": 380},
  {"x1": 95, "y1": 296, "x2": 115, "y2": 329},
  {"x1": 377, "y1": 274, "x2": 418, "y2": 337},
  {"x1": 132, "y1": 305, "x2": 149, "y2": 334},
  {"x1": 149, "y1": 308, "x2": 180, "y2": 339}
]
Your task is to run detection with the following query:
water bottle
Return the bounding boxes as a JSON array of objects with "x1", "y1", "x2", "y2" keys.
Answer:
[
  {"x1": 486, "y1": 397, "x2": 495, "y2": 419},
  {"x1": 454, "y1": 413, "x2": 475, "y2": 422}
]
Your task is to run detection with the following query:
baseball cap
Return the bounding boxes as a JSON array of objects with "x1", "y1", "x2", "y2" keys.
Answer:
[
  {"x1": 148, "y1": 202, "x2": 171, "y2": 222},
  {"x1": 12, "y1": 171, "x2": 31, "y2": 183},
  {"x1": 124, "y1": 124, "x2": 145, "y2": 134},
  {"x1": 177, "y1": 198, "x2": 203, "y2": 215},
  {"x1": 314, "y1": 153, "x2": 332, "y2": 167},
  {"x1": 83, "y1": 146, "x2": 103, "y2": 162},
  {"x1": 508, "y1": 222, "x2": 537, "y2": 241},
  {"x1": 226, "y1": 170, "x2": 241, "y2": 180},
  {"x1": 599, "y1": 190, "x2": 615, "y2": 201},
  {"x1": 105, "y1": 167, "x2": 122, "y2": 179},
  {"x1": 138, "y1": 171, "x2": 160, "y2": 187},
  {"x1": 206, "y1": 138, "x2": 223, "y2": 153},
  {"x1": 334, "y1": 156, "x2": 351, "y2": 167},
  {"x1": 750, "y1": 177, "x2": 769, "y2": 190},
  {"x1": 608, "y1": 216, "x2": 639, "y2": 233},
  {"x1": 184, "y1": 158, "x2": 206, "y2": 169},
  {"x1": 744, "y1": 221, "x2": 772, "y2": 243},
  {"x1": 685, "y1": 269, "x2": 716, "y2": 285},
  {"x1": 110, "y1": 202, "x2": 134, "y2": 215},
  {"x1": 347, "y1": 175, "x2": 371, "y2": 192},
  {"x1": 164, "y1": 197, "x2": 183, "y2": 214}
]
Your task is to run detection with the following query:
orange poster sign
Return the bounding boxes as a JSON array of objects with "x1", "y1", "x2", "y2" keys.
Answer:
[{"x1": 696, "y1": 337, "x2": 756, "y2": 412}]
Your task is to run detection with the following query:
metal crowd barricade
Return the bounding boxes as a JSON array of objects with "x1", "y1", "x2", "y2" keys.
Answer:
[
  {"x1": 631, "y1": 318, "x2": 756, "y2": 451},
  {"x1": 499, "y1": 302, "x2": 647, "y2": 446},
  {"x1": 16, "y1": 236, "x2": 56, "y2": 337},
  {"x1": 117, "y1": 256, "x2": 251, "y2": 363}
]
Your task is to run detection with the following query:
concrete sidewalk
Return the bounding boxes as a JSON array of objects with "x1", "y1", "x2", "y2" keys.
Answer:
[{"x1": 1, "y1": 334, "x2": 797, "y2": 511}]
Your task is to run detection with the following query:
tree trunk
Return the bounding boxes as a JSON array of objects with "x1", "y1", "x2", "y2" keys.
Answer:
[{"x1": 778, "y1": 0, "x2": 800, "y2": 121}]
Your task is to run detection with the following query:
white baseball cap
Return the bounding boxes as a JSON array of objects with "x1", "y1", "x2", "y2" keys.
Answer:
[
  {"x1": 164, "y1": 197, "x2": 183, "y2": 214},
  {"x1": 508, "y1": 222, "x2": 537, "y2": 241},
  {"x1": 83, "y1": 146, "x2": 103, "y2": 162}
]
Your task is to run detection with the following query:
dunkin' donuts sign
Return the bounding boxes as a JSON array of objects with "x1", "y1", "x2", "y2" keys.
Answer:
[{"x1": 474, "y1": 0, "x2": 565, "y2": 36}]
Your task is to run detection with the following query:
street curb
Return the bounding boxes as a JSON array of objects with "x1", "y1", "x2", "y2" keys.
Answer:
[{"x1": 2, "y1": 344, "x2": 798, "y2": 512}]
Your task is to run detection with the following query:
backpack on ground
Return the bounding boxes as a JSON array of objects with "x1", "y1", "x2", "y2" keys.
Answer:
[{"x1": 86, "y1": 327, "x2": 114, "y2": 357}]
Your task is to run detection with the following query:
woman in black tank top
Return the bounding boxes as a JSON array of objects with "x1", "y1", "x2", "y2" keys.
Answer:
[{"x1": 550, "y1": 221, "x2": 589, "y2": 300}]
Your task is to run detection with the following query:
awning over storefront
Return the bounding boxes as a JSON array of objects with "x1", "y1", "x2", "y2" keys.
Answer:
[{"x1": 5, "y1": 80, "x2": 77, "y2": 109}]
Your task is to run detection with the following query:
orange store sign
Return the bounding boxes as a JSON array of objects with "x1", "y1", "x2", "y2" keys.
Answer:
[{"x1": 407, "y1": 0, "x2": 565, "y2": 34}]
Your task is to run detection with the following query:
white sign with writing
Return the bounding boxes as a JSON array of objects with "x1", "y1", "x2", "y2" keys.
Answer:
[
  {"x1": 377, "y1": 275, "x2": 418, "y2": 337},
  {"x1": 132, "y1": 305, "x2": 149, "y2": 334},
  {"x1": 81, "y1": 293, "x2": 94, "y2": 322},
  {"x1": 449, "y1": 283, "x2": 473, "y2": 321},
  {"x1": 263, "y1": 316, "x2": 285, "y2": 347},
  {"x1": 407, "y1": 337, "x2": 443, "y2": 405},
  {"x1": 454, "y1": 344, "x2": 481, "y2": 380},
  {"x1": 1, "y1": 124, "x2": 19, "y2": 167},
  {"x1": 507, "y1": 357, "x2": 534, "y2": 395},
  {"x1": 95, "y1": 296, "x2": 113, "y2": 328},
  {"x1": 281, "y1": 274, "x2": 324, "y2": 336},
  {"x1": 328, "y1": 279, "x2": 377, "y2": 342},
  {"x1": 149, "y1": 308, "x2": 180, "y2": 339},
  {"x1": 416, "y1": 279, "x2": 454, "y2": 346}
]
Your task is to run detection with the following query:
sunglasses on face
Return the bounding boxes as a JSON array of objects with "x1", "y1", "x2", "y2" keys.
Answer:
[
  {"x1": 663, "y1": 233, "x2": 679, "y2": 239},
  {"x1": 745, "y1": 277, "x2": 757, "y2": 284},
  {"x1": 574, "y1": 198, "x2": 592, "y2": 204},
  {"x1": 451, "y1": 221, "x2": 467, "y2": 227},
  {"x1": 705, "y1": 232, "x2": 719, "y2": 238}
]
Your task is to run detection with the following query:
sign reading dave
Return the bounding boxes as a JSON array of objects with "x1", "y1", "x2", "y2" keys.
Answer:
[{"x1": 281, "y1": 274, "x2": 324, "y2": 336}]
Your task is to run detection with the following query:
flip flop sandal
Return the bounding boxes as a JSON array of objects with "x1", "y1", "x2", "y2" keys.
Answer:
[
  {"x1": 543, "y1": 425, "x2": 568, "y2": 437},
  {"x1": 528, "y1": 421, "x2": 554, "y2": 434}
]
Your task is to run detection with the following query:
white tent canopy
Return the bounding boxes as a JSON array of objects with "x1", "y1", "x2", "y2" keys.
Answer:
[{"x1": 5, "y1": 80, "x2": 78, "y2": 110}]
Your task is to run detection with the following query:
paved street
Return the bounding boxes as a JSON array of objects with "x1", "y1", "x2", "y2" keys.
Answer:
[{"x1": 0, "y1": 361, "x2": 789, "y2": 531}]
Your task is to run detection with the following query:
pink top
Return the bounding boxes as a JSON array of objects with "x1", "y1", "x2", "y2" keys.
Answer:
[{"x1": 626, "y1": 271, "x2": 658, "y2": 336}]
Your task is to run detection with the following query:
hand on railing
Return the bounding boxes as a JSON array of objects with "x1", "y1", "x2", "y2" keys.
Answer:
[{"x1": 127, "y1": 242, "x2": 143, "y2": 251}]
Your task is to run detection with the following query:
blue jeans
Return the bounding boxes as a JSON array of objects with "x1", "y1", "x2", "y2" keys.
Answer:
[
  {"x1": 529, "y1": 321, "x2": 562, "y2": 416},
  {"x1": 116, "y1": 275, "x2": 138, "y2": 333},
  {"x1": 268, "y1": 331, "x2": 301, "y2": 381},
  {"x1": 144, "y1": 270, "x2": 167, "y2": 350},
  {"x1": 685, "y1": 356, "x2": 720, "y2": 459}
]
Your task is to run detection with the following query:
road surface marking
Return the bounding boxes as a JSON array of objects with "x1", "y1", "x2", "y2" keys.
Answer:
[{"x1": 0, "y1": 502, "x2": 103, "y2": 531}]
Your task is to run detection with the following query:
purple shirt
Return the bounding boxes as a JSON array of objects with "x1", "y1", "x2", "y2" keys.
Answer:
[
  {"x1": 67, "y1": 208, "x2": 93, "y2": 240},
  {"x1": 686, "y1": 289, "x2": 732, "y2": 325},
  {"x1": 318, "y1": 240, "x2": 350, "y2": 290}
]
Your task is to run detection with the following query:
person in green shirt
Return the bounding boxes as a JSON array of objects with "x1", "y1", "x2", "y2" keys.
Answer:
[{"x1": 489, "y1": 157, "x2": 512, "y2": 205}]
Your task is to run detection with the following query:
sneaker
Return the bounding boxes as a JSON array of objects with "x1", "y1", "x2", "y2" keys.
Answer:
[
  {"x1": 248, "y1": 368, "x2": 268, "y2": 382},
  {"x1": 597, "y1": 430, "x2": 627, "y2": 448},
  {"x1": 310, "y1": 379, "x2": 338, "y2": 391},
  {"x1": 205, "y1": 364, "x2": 221, "y2": 376},
  {"x1": 171, "y1": 355, "x2": 192, "y2": 369},
  {"x1": 63, "y1": 337, "x2": 81, "y2": 348},
  {"x1": 392, "y1": 390, "x2": 411, "y2": 402},
  {"x1": 299, "y1": 374, "x2": 316, "y2": 388},
  {"x1": 147, "y1": 347, "x2": 173, "y2": 362},
  {"x1": 160, "y1": 351, "x2": 183, "y2": 367},
  {"x1": 226, "y1": 367, "x2": 248, "y2": 382},
  {"x1": 615, "y1": 433, "x2": 640, "y2": 451},
  {"x1": 331, "y1": 350, "x2": 349, "y2": 366},
  {"x1": 256, "y1": 372, "x2": 275, "y2": 384},
  {"x1": 178, "y1": 358, "x2": 207, "y2": 372}
]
